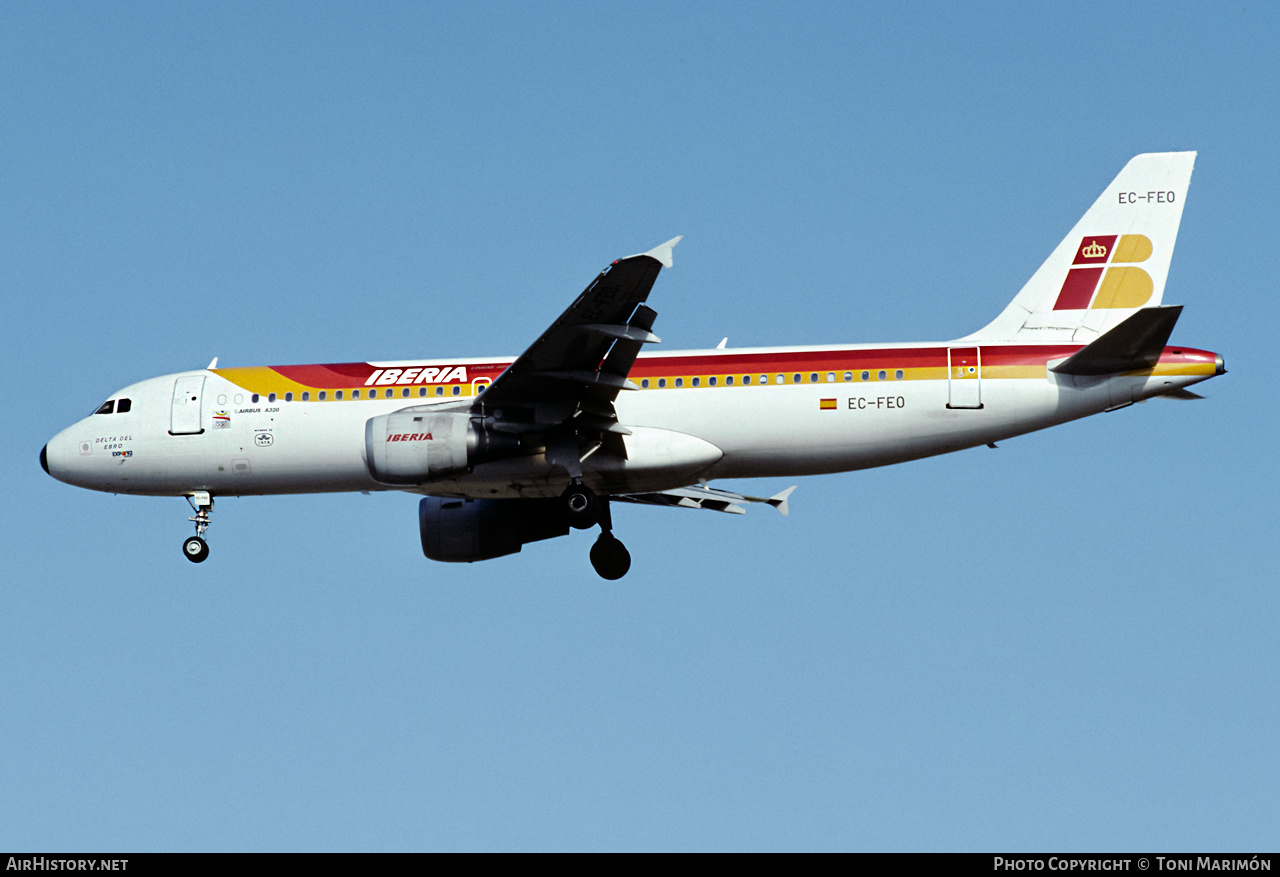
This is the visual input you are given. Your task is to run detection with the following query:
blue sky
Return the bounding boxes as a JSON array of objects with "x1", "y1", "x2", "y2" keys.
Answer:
[{"x1": 3, "y1": 2, "x2": 1277, "y2": 851}]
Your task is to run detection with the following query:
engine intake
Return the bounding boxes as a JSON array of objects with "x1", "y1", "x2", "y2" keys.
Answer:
[{"x1": 419, "y1": 496, "x2": 570, "y2": 562}]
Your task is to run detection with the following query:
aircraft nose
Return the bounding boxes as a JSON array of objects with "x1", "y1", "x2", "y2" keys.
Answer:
[{"x1": 41, "y1": 429, "x2": 79, "y2": 485}]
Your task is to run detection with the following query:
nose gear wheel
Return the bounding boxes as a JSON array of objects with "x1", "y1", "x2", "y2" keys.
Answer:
[{"x1": 183, "y1": 536, "x2": 209, "y2": 563}]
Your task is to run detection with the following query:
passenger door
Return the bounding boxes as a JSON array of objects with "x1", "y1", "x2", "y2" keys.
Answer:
[{"x1": 170, "y1": 376, "x2": 206, "y2": 435}]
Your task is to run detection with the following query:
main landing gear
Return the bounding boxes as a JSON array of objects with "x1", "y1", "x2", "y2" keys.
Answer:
[
  {"x1": 183, "y1": 491, "x2": 213, "y2": 563},
  {"x1": 590, "y1": 531, "x2": 631, "y2": 581},
  {"x1": 564, "y1": 482, "x2": 631, "y2": 580}
]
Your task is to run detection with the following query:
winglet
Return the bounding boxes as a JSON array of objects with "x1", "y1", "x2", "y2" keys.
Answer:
[
  {"x1": 207, "y1": 357, "x2": 219, "y2": 369},
  {"x1": 638, "y1": 235, "x2": 682, "y2": 269},
  {"x1": 768, "y1": 485, "x2": 797, "y2": 516}
]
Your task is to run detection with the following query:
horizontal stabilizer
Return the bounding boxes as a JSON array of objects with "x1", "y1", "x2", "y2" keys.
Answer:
[{"x1": 1051, "y1": 305, "x2": 1182, "y2": 376}]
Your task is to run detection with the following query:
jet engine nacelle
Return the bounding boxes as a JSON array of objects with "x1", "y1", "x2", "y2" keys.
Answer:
[
  {"x1": 419, "y1": 496, "x2": 570, "y2": 562},
  {"x1": 365, "y1": 410, "x2": 474, "y2": 484}
]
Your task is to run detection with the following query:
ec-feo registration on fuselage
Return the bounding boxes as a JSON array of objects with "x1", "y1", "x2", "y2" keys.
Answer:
[{"x1": 42, "y1": 153, "x2": 1225, "y2": 579}]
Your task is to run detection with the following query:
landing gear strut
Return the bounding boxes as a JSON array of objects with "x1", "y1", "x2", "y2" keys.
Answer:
[
  {"x1": 183, "y1": 491, "x2": 213, "y2": 563},
  {"x1": 587, "y1": 498, "x2": 631, "y2": 580}
]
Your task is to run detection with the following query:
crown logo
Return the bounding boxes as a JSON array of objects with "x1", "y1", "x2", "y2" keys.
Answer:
[{"x1": 1081, "y1": 240, "x2": 1108, "y2": 259}]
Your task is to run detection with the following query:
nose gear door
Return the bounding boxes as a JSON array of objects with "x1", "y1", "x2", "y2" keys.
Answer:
[{"x1": 170, "y1": 376, "x2": 206, "y2": 435}]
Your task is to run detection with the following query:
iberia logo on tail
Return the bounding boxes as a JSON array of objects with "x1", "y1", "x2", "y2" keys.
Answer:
[{"x1": 1053, "y1": 234, "x2": 1154, "y2": 310}]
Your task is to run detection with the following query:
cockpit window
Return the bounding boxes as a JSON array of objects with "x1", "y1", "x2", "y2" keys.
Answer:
[
  {"x1": 116, "y1": 398, "x2": 132, "y2": 413},
  {"x1": 94, "y1": 400, "x2": 115, "y2": 415}
]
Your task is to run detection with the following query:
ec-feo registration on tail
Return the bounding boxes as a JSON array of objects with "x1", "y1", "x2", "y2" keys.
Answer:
[{"x1": 42, "y1": 153, "x2": 1224, "y2": 579}]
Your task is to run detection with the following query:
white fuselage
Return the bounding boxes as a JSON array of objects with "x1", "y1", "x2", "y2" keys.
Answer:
[{"x1": 42, "y1": 341, "x2": 1222, "y2": 501}]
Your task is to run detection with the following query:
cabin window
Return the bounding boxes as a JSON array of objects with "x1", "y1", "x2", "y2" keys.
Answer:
[
  {"x1": 335, "y1": 391, "x2": 343, "y2": 400},
  {"x1": 725, "y1": 376, "x2": 734, "y2": 385},
  {"x1": 402, "y1": 388, "x2": 410, "y2": 398},
  {"x1": 674, "y1": 378, "x2": 683, "y2": 388},
  {"x1": 94, "y1": 400, "x2": 114, "y2": 415},
  {"x1": 452, "y1": 385, "x2": 460, "y2": 396},
  {"x1": 708, "y1": 376, "x2": 717, "y2": 386},
  {"x1": 809, "y1": 373, "x2": 818, "y2": 383},
  {"x1": 895, "y1": 369, "x2": 904, "y2": 380},
  {"x1": 642, "y1": 379, "x2": 650, "y2": 388},
  {"x1": 877, "y1": 370, "x2": 887, "y2": 381},
  {"x1": 435, "y1": 386, "x2": 444, "y2": 396},
  {"x1": 116, "y1": 398, "x2": 132, "y2": 413},
  {"x1": 844, "y1": 372, "x2": 853, "y2": 382},
  {"x1": 860, "y1": 371, "x2": 869, "y2": 382},
  {"x1": 760, "y1": 375, "x2": 769, "y2": 384},
  {"x1": 658, "y1": 378, "x2": 667, "y2": 388},
  {"x1": 691, "y1": 377, "x2": 700, "y2": 387},
  {"x1": 419, "y1": 387, "x2": 427, "y2": 396},
  {"x1": 301, "y1": 392, "x2": 310, "y2": 402},
  {"x1": 777, "y1": 374, "x2": 786, "y2": 384},
  {"x1": 268, "y1": 393, "x2": 277, "y2": 402},
  {"x1": 743, "y1": 375, "x2": 752, "y2": 385},
  {"x1": 791, "y1": 373, "x2": 801, "y2": 384},
  {"x1": 286, "y1": 392, "x2": 295, "y2": 402},
  {"x1": 826, "y1": 373, "x2": 835, "y2": 383},
  {"x1": 318, "y1": 391, "x2": 326, "y2": 401}
]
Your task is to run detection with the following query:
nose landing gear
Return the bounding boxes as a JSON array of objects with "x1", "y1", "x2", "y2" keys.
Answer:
[{"x1": 183, "y1": 492, "x2": 213, "y2": 563}]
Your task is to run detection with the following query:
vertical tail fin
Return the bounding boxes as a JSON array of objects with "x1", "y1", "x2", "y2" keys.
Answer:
[{"x1": 969, "y1": 152, "x2": 1196, "y2": 344}]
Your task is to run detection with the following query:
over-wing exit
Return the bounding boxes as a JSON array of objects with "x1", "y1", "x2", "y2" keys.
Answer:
[{"x1": 42, "y1": 153, "x2": 1224, "y2": 579}]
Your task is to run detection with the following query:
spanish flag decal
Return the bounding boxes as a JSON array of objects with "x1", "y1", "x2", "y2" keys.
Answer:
[{"x1": 820, "y1": 398, "x2": 837, "y2": 410}]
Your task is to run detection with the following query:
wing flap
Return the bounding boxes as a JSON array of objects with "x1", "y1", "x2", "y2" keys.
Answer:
[
  {"x1": 579, "y1": 323, "x2": 662, "y2": 344},
  {"x1": 613, "y1": 483, "x2": 796, "y2": 516}
]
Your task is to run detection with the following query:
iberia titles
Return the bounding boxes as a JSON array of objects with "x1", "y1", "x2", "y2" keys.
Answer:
[{"x1": 364, "y1": 366, "x2": 469, "y2": 386}]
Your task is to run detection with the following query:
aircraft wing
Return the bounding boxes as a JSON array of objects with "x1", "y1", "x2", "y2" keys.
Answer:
[
  {"x1": 474, "y1": 237, "x2": 681, "y2": 436},
  {"x1": 613, "y1": 484, "x2": 796, "y2": 515}
]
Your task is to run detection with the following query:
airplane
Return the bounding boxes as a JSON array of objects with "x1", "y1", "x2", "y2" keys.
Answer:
[{"x1": 41, "y1": 152, "x2": 1224, "y2": 580}]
